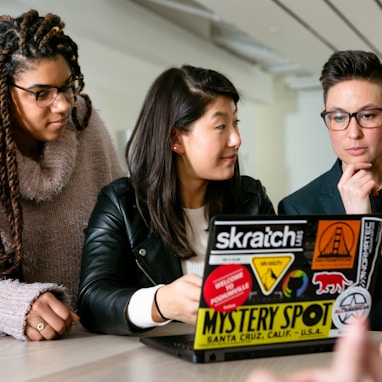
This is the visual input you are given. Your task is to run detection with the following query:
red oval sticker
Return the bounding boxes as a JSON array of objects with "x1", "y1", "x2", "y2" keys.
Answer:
[{"x1": 203, "y1": 264, "x2": 252, "y2": 312}]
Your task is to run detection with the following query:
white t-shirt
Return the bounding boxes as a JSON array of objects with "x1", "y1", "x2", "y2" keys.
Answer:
[{"x1": 181, "y1": 206, "x2": 208, "y2": 277}]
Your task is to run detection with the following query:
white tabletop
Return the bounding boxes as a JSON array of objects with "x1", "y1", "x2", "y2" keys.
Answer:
[{"x1": 2, "y1": 322, "x2": 382, "y2": 382}]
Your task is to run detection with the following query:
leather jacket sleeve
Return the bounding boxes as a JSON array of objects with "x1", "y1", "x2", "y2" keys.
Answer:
[{"x1": 77, "y1": 178, "x2": 175, "y2": 335}]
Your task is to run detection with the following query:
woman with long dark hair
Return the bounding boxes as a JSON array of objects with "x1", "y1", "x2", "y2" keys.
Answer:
[
  {"x1": 0, "y1": 9, "x2": 123, "y2": 340},
  {"x1": 78, "y1": 65, "x2": 274, "y2": 335}
]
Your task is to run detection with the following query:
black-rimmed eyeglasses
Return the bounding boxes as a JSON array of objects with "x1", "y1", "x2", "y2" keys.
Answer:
[
  {"x1": 320, "y1": 108, "x2": 382, "y2": 131},
  {"x1": 10, "y1": 77, "x2": 84, "y2": 108}
]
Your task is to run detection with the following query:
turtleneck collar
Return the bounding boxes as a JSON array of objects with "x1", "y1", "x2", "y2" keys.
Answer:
[{"x1": 16, "y1": 126, "x2": 78, "y2": 202}]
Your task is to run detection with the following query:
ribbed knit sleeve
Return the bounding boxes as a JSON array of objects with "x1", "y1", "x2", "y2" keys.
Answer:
[{"x1": 0, "y1": 279, "x2": 69, "y2": 341}]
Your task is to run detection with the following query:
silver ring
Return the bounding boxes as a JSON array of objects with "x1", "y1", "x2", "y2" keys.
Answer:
[{"x1": 36, "y1": 321, "x2": 48, "y2": 332}]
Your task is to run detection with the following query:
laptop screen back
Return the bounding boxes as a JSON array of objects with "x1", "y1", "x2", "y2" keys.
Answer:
[{"x1": 193, "y1": 215, "x2": 382, "y2": 351}]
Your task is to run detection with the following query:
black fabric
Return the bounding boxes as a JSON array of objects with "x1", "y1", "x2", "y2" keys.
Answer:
[{"x1": 278, "y1": 159, "x2": 345, "y2": 215}]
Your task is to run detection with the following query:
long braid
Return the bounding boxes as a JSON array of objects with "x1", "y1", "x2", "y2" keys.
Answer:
[
  {"x1": 0, "y1": 43, "x2": 22, "y2": 276},
  {"x1": 0, "y1": 10, "x2": 91, "y2": 277},
  {"x1": 4, "y1": 106, "x2": 21, "y2": 275}
]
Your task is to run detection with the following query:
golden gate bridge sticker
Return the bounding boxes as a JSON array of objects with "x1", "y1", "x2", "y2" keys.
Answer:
[{"x1": 312, "y1": 220, "x2": 360, "y2": 270}]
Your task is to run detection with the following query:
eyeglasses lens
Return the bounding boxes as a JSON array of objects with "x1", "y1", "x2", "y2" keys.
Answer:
[
  {"x1": 36, "y1": 79, "x2": 83, "y2": 107},
  {"x1": 323, "y1": 109, "x2": 382, "y2": 130}
]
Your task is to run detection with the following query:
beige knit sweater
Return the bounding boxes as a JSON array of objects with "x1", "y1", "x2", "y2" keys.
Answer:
[{"x1": 0, "y1": 97, "x2": 124, "y2": 340}]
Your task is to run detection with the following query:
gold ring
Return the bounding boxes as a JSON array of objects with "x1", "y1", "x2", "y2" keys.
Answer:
[{"x1": 36, "y1": 321, "x2": 48, "y2": 332}]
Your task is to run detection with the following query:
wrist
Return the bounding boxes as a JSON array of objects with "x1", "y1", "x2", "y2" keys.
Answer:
[{"x1": 152, "y1": 287, "x2": 170, "y2": 322}]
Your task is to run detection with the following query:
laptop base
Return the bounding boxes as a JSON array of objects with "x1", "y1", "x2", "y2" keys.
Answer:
[{"x1": 140, "y1": 334, "x2": 335, "y2": 363}]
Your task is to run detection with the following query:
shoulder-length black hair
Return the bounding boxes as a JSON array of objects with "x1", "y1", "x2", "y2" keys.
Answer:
[{"x1": 126, "y1": 64, "x2": 242, "y2": 259}]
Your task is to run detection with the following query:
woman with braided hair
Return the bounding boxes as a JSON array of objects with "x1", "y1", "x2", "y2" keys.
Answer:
[{"x1": 0, "y1": 9, "x2": 123, "y2": 340}]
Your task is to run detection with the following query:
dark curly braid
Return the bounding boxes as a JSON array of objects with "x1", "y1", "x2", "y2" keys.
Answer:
[{"x1": 0, "y1": 9, "x2": 92, "y2": 277}]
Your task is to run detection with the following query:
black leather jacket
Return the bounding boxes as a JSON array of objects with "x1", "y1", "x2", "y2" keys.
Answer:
[{"x1": 78, "y1": 175, "x2": 275, "y2": 335}]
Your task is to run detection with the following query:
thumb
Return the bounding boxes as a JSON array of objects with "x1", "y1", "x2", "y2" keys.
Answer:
[{"x1": 71, "y1": 311, "x2": 80, "y2": 322}]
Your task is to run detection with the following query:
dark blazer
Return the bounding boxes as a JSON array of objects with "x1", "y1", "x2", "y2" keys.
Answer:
[
  {"x1": 78, "y1": 175, "x2": 275, "y2": 335},
  {"x1": 278, "y1": 159, "x2": 345, "y2": 214},
  {"x1": 278, "y1": 158, "x2": 382, "y2": 214}
]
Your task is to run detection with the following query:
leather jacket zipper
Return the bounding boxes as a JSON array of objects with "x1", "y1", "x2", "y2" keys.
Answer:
[{"x1": 135, "y1": 258, "x2": 157, "y2": 285}]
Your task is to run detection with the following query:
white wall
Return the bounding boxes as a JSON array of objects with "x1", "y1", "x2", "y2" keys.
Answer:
[
  {"x1": 2, "y1": 0, "x2": 335, "y2": 209},
  {"x1": 284, "y1": 89, "x2": 335, "y2": 194},
  {"x1": 256, "y1": 80, "x2": 336, "y2": 206}
]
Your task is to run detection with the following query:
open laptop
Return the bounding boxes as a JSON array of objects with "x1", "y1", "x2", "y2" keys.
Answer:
[{"x1": 140, "y1": 214, "x2": 382, "y2": 363}]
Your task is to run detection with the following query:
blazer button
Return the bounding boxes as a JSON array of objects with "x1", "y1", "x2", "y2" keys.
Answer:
[{"x1": 138, "y1": 248, "x2": 147, "y2": 257}]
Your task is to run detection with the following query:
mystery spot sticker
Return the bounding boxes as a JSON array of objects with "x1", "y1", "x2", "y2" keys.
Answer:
[
  {"x1": 332, "y1": 286, "x2": 371, "y2": 329},
  {"x1": 203, "y1": 264, "x2": 252, "y2": 312}
]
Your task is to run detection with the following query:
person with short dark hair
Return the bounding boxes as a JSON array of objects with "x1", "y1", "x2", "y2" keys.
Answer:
[
  {"x1": 278, "y1": 50, "x2": 382, "y2": 330},
  {"x1": 279, "y1": 50, "x2": 382, "y2": 216}
]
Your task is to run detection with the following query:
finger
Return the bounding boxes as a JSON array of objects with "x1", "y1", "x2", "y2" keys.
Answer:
[
  {"x1": 342, "y1": 162, "x2": 372, "y2": 177},
  {"x1": 32, "y1": 297, "x2": 74, "y2": 335},
  {"x1": 339, "y1": 170, "x2": 374, "y2": 193},
  {"x1": 40, "y1": 305, "x2": 72, "y2": 334},
  {"x1": 71, "y1": 311, "x2": 80, "y2": 322},
  {"x1": 183, "y1": 273, "x2": 203, "y2": 286},
  {"x1": 338, "y1": 164, "x2": 372, "y2": 190},
  {"x1": 330, "y1": 318, "x2": 366, "y2": 382},
  {"x1": 25, "y1": 325, "x2": 44, "y2": 341},
  {"x1": 362, "y1": 179, "x2": 379, "y2": 197},
  {"x1": 349, "y1": 175, "x2": 379, "y2": 197},
  {"x1": 364, "y1": 335, "x2": 382, "y2": 382},
  {"x1": 25, "y1": 316, "x2": 58, "y2": 340},
  {"x1": 25, "y1": 320, "x2": 45, "y2": 341}
]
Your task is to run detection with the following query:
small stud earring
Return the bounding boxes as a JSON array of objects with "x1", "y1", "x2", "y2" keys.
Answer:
[{"x1": 173, "y1": 145, "x2": 177, "y2": 151}]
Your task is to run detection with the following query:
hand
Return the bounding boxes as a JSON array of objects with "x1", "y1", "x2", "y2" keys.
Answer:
[
  {"x1": 245, "y1": 318, "x2": 382, "y2": 382},
  {"x1": 152, "y1": 274, "x2": 202, "y2": 325},
  {"x1": 337, "y1": 163, "x2": 378, "y2": 213},
  {"x1": 25, "y1": 292, "x2": 80, "y2": 341}
]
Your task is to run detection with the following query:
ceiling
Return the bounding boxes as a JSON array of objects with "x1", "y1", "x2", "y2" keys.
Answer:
[{"x1": 130, "y1": 0, "x2": 382, "y2": 89}]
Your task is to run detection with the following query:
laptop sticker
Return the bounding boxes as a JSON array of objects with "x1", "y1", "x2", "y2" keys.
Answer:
[
  {"x1": 194, "y1": 300, "x2": 334, "y2": 350},
  {"x1": 332, "y1": 286, "x2": 371, "y2": 329},
  {"x1": 312, "y1": 220, "x2": 360, "y2": 270},
  {"x1": 353, "y1": 218, "x2": 382, "y2": 290},
  {"x1": 312, "y1": 272, "x2": 353, "y2": 295},
  {"x1": 203, "y1": 263, "x2": 252, "y2": 313},
  {"x1": 281, "y1": 270, "x2": 309, "y2": 298},
  {"x1": 250, "y1": 254, "x2": 294, "y2": 296}
]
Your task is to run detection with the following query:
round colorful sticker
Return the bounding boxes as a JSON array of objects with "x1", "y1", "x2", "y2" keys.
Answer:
[
  {"x1": 281, "y1": 270, "x2": 309, "y2": 298},
  {"x1": 332, "y1": 286, "x2": 371, "y2": 329},
  {"x1": 203, "y1": 264, "x2": 252, "y2": 312}
]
